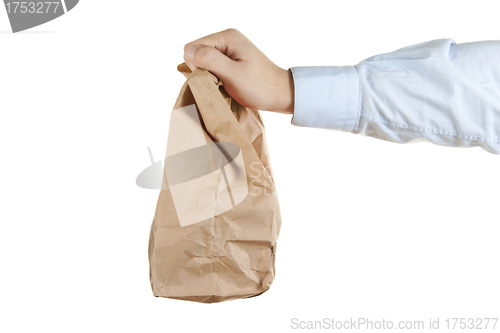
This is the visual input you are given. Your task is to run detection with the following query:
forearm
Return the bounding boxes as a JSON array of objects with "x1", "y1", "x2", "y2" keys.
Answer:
[{"x1": 290, "y1": 38, "x2": 500, "y2": 154}]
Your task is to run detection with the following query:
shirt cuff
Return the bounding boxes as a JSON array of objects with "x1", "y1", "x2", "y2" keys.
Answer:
[{"x1": 290, "y1": 66, "x2": 360, "y2": 132}]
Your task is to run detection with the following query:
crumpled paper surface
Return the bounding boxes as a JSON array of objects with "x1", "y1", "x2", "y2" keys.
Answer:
[{"x1": 148, "y1": 63, "x2": 281, "y2": 303}]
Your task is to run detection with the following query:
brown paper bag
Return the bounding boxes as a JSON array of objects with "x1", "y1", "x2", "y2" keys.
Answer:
[{"x1": 148, "y1": 63, "x2": 281, "y2": 303}]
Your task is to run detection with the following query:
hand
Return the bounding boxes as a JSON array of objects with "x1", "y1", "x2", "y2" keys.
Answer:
[{"x1": 183, "y1": 29, "x2": 294, "y2": 114}]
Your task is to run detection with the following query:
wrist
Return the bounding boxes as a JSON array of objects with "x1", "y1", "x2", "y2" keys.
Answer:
[
  {"x1": 284, "y1": 68, "x2": 295, "y2": 114},
  {"x1": 272, "y1": 68, "x2": 294, "y2": 114}
]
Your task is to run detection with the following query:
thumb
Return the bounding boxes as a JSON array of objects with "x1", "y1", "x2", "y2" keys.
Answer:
[{"x1": 184, "y1": 44, "x2": 237, "y2": 81}]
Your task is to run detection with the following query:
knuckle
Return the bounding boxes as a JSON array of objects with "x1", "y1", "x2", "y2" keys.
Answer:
[{"x1": 224, "y1": 28, "x2": 240, "y2": 36}]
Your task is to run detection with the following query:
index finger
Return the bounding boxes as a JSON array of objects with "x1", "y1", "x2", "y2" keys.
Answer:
[{"x1": 184, "y1": 28, "x2": 249, "y2": 61}]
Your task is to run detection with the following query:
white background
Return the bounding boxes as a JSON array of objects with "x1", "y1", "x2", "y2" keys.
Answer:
[{"x1": 1, "y1": 1, "x2": 499, "y2": 332}]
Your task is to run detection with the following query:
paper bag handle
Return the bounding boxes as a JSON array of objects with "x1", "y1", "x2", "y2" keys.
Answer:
[{"x1": 177, "y1": 63, "x2": 273, "y2": 184}]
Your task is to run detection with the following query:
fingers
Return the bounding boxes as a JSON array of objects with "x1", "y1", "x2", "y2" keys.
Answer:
[
  {"x1": 184, "y1": 28, "x2": 246, "y2": 60},
  {"x1": 184, "y1": 44, "x2": 238, "y2": 82},
  {"x1": 183, "y1": 28, "x2": 254, "y2": 72}
]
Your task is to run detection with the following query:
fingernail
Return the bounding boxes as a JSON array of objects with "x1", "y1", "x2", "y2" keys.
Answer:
[{"x1": 185, "y1": 45, "x2": 199, "y2": 62}]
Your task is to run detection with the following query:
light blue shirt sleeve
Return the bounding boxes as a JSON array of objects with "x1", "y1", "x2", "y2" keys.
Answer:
[{"x1": 290, "y1": 38, "x2": 500, "y2": 154}]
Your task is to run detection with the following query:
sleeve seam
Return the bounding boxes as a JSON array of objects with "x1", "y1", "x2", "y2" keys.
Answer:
[
  {"x1": 352, "y1": 65, "x2": 362, "y2": 132},
  {"x1": 339, "y1": 67, "x2": 349, "y2": 131}
]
